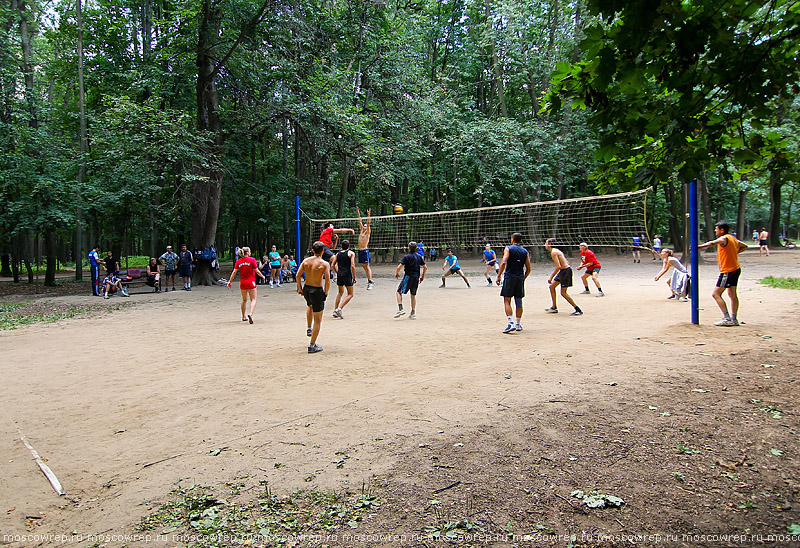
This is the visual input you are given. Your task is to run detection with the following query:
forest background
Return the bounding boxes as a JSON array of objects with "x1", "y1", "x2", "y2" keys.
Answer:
[{"x1": 1, "y1": 0, "x2": 799, "y2": 285}]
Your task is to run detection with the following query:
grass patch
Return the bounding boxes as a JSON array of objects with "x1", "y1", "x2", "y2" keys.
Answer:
[
  {"x1": 137, "y1": 482, "x2": 380, "y2": 546},
  {"x1": 0, "y1": 300, "x2": 106, "y2": 330},
  {"x1": 759, "y1": 276, "x2": 800, "y2": 290}
]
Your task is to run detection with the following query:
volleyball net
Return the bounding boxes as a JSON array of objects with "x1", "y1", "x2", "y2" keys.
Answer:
[{"x1": 305, "y1": 188, "x2": 651, "y2": 252}]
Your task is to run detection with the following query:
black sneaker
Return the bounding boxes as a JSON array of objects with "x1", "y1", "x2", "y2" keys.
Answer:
[
  {"x1": 545, "y1": 307, "x2": 558, "y2": 314},
  {"x1": 570, "y1": 309, "x2": 583, "y2": 316},
  {"x1": 308, "y1": 343, "x2": 323, "y2": 353}
]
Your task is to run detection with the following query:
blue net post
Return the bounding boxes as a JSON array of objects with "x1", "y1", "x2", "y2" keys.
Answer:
[
  {"x1": 295, "y1": 196, "x2": 301, "y2": 261},
  {"x1": 689, "y1": 178, "x2": 699, "y2": 325}
]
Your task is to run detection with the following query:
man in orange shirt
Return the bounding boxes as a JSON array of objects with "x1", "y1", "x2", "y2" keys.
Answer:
[{"x1": 698, "y1": 222, "x2": 748, "y2": 326}]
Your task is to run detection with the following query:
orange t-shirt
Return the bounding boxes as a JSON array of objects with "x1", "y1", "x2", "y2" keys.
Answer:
[{"x1": 717, "y1": 234, "x2": 740, "y2": 273}]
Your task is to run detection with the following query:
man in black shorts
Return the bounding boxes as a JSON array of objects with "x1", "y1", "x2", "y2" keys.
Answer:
[
  {"x1": 394, "y1": 241, "x2": 427, "y2": 319},
  {"x1": 331, "y1": 240, "x2": 357, "y2": 318},
  {"x1": 296, "y1": 241, "x2": 331, "y2": 353},
  {"x1": 496, "y1": 232, "x2": 532, "y2": 333},
  {"x1": 545, "y1": 238, "x2": 582, "y2": 316}
]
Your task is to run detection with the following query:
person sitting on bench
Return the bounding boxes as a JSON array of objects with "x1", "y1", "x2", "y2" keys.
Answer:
[{"x1": 146, "y1": 257, "x2": 161, "y2": 292}]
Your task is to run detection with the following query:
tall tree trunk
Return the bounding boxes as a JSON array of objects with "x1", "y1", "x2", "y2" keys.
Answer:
[
  {"x1": 337, "y1": 154, "x2": 350, "y2": 219},
  {"x1": 736, "y1": 189, "x2": 747, "y2": 240},
  {"x1": 768, "y1": 170, "x2": 782, "y2": 247},
  {"x1": 44, "y1": 229, "x2": 57, "y2": 285},
  {"x1": 700, "y1": 170, "x2": 714, "y2": 240},
  {"x1": 485, "y1": 1, "x2": 507, "y2": 118},
  {"x1": 665, "y1": 177, "x2": 682, "y2": 248},
  {"x1": 74, "y1": 0, "x2": 88, "y2": 281}
]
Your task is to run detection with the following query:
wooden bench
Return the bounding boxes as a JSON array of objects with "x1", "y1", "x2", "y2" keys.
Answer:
[{"x1": 120, "y1": 268, "x2": 161, "y2": 293}]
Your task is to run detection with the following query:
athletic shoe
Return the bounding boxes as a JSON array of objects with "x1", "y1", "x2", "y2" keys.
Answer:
[
  {"x1": 545, "y1": 307, "x2": 558, "y2": 314},
  {"x1": 438, "y1": 284, "x2": 445, "y2": 288},
  {"x1": 164, "y1": 287, "x2": 168, "y2": 292},
  {"x1": 580, "y1": 289, "x2": 590, "y2": 294},
  {"x1": 667, "y1": 294, "x2": 676, "y2": 299},
  {"x1": 306, "y1": 327, "x2": 312, "y2": 337},
  {"x1": 570, "y1": 309, "x2": 583, "y2": 316},
  {"x1": 393, "y1": 309, "x2": 406, "y2": 318},
  {"x1": 247, "y1": 314, "x2": 253, "y2": 324},
  {"x1": 597, "y1": 291, "x2": 604, "y2": 297},
  {"x1": 487, "y1": 281, "x2": 493, "y2": 287},
  {"x1": 409, "y1": 312, "x2": 416, "y2": 320},
  {"x1": 731, "y1": 318, "x2": 739, "y2": 326},
  {"x1": 515, "y1": 324, "x2": 523, "y2": 331},
  {"x1": 714, "y1": 318, "x2": 735, "y2": 326},
  {"x1": 269, "y1": 281, "x2": 273, "y2": 288},
  {"x1": 502, "y1": 323, "x2": 515, "y2": 334},
  {"x1": 186, "y1": 287, "x2": 191, "y2": 291},
  {"x1": 172, "y1": 287, "x2": 176, "y2": 291},
  {"x1": 678, "y1": 297, "x2": 688, "y2": 302},
  {"x1": 276, "y1": 283, "x2": 281, "y2": 287},
  {"x1": 332, "y1": 308, "x2": 342, "y2": 319},
  {"x1": 103, "y1": 294, "x2": 109, "y2": 299},
  {"x1": 308, "y1": 343, "x2": 323, "y2": 353},
  {"x1": 367, "y1": 282, "x2": 373, "y2": 290}
]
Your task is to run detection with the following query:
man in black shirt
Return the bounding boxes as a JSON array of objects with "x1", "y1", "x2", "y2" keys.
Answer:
[
  {"x1": 496, "y1": 232, "x2": 532, "y2": 333},
  {"x1": 394, "y1": 241, "x2": 427, "y2": 320}
]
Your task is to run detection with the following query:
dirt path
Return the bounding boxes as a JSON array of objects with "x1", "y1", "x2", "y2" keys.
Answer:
[{"x1": 1, "y1": 249, "x2": 798, "y2": 547}]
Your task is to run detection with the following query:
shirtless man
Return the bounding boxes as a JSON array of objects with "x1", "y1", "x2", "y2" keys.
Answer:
[
  {"x1": 356, "y1": 207, "x2": 374, "y2": 289},
  {"x1": 545, "y1": 238, "x2": 583, "y2": 316},
  {"x1": 758, "y1": 227, "x2": 770, "y2": 256},
  {"x1": 296, "y1": 241, "x2": 331, "y2": 353}
]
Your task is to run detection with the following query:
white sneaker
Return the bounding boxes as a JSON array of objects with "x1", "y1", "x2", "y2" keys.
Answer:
[
  {"x1": 409, "y1": 312, "x2": 416, "y2": 320},
  {"x1": 515, "y1": 324, "x2": 523, "y2": 331},
  {"x1": 678, "y1": 297, "x2": 688, "y2": 302},
  {"x1": 597, "y1": 291, "x2": 604, "y2": 297},
  {"x1": 269, "y1": 281, "x2": 273, "y2": 288},
  {"x1": 714, "y1": 318, "x2": 735, "y2": 327},
  {"x1": 393, "y1": 309, "x2": 406, "y2": 318},
  {"x1": 276, "y1": 283, "x2": 281, "y2": 287},
  {"x1": 367, "y1": 282, "x2": 373, "y2": 290},
  {"x1": 502, "y1": 323, "x2": 515, "y2": 334},
  {"x1": 580, "y1": 289, "x2": 590, "y2": 294},
  {"x1": 332, "y1": 309, "x2": 341, "y2": 318}
]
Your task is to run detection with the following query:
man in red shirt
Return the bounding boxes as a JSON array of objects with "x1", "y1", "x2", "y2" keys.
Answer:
[
  {"x1": 319, "y1": 222, "x2": 354, "y2": 262},
  {"x1": 577, "y1": 242, "x2": 604, "y2": 297}
]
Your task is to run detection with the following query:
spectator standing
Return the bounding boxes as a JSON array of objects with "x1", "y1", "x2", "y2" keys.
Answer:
[
  {"x1": 89, "y1": 244, "x2": 104, "y2": 296},
  {"x1": 159, "y1": 245, "x2": 179, "y2": 291},
  {"x1": 178, "y1": 244, "x2": 193, "y2": 291}
]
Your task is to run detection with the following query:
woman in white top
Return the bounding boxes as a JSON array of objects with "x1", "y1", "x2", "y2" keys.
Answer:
[{"x1": 654, "y1": 248, "x2": 689, "y2": 301}]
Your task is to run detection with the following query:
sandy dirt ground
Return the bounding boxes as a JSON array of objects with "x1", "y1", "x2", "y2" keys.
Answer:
[{"x1": 1, "y1": 248, "x2": 798, "y2": 547}]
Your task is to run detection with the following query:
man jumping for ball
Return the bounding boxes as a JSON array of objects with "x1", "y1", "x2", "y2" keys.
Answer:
[
  {"x1": 545, "y1": 238, "x2": 582, "y2": 316},
  {"x1": 356, "y1": 206, "x2": 374, "y2": 289}
]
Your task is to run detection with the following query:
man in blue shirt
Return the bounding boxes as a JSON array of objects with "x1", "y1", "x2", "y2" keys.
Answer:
[
  {"x1": 496, "y1": 233, "x2": 532, "y2": 333},
  {"x1": 439, "y1": 249, "x2": 471, "y2": 288},
  {"x1": 394, "y1": 242, "x2": 427, "y2": 319},
  {"x1": 88, "y1": 244, "x2": 104, "y2": 296}
]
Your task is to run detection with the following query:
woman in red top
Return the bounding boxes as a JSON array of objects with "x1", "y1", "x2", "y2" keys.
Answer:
[{"x1": 227, "y1": 247, "x2": 266, "y2": 323}]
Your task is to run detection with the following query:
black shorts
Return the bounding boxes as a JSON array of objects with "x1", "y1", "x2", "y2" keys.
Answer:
[
  {"x1": 554, "y1": 267, "x2": 573, "y2": 287},
  {"x1": 179, "y1": 265, "x2": 191, "y2": 277},
  {"x1": 303, "y1": 285, "x2": 327, "y2": 312},
  {"x1": 358, "y1": 249, "x2": 371, "y2": 264},
  {"x1": 322, "y1": 246, "x2": 334, "y2": 262},
  {"x1": 716, "y1": 268, "x2": 741, "y2": 288},
  {"x1": 271, "y1": 264, "x2": 281, "y2": 271},
  {"x1": 397, "y1": 275, "x2": 420, "y2": 295},
  {"x1": 586, "y1": 266, "x2": 601, "y2": 275},
  {"x1": 759, "y1": 240, "x2": 768, "y2": 246},
  {"x1": 500, "y1": 276, "x2": 525, "y2": 299},
  {"x1": 165, "y1": 269, "x2": 176, "y2": 276},
  {"x1": 337, "y1": 274, "x2": 353, "y2": 287},
  {"x1": 447, "y1": 266, "x2": 461, "y2": 274}
]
